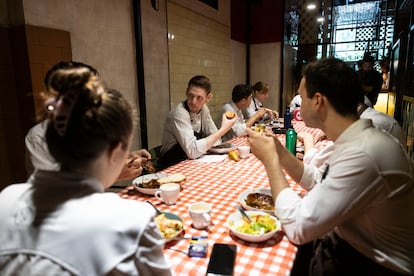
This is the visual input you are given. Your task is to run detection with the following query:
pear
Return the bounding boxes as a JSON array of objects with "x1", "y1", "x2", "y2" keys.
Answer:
[{"x1": 228, "y1": 150, "x2": 239, "y2": 162}]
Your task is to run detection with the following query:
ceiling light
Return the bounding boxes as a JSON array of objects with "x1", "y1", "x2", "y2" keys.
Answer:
[
  {"x1": 307, "y1": 4, "x2": 316, "y2": 10},
  {"x1": 317, "y1": 16, "x2": 324, "y2": 22}
]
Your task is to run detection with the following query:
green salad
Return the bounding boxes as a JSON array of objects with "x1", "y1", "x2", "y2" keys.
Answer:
[{"x1": 234, "y1": 214, "x2": 277, "y2": 235}]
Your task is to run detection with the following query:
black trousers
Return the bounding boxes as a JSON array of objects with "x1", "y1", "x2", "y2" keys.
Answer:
[{"x1": 290, "y1": 232, "x2": 409, "y2": 276}]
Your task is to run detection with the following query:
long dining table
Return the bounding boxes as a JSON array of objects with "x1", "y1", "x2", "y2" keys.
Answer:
[{"x1": 118, "y1": 121, "x2": 327, "y2": 276}]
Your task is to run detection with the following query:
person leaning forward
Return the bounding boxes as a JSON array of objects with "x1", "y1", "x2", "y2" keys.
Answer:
[
  {"x1": 247, "y1": 57, "x2": 414, "y2": 275},
  {"x1": 0, "y1": 66, "x2": 172, "y2": 275},
  {"x1": 158, "y1": 75, "x2": 236, "y2": 169}
]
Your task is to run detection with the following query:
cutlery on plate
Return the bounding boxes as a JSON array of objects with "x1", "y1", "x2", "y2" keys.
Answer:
[
  {"x1": 236, "y1": 205, "x2": 252, "y2": 223},
  {"x1": 146, "y1": 200, "x2": 162, "y2": 216}
]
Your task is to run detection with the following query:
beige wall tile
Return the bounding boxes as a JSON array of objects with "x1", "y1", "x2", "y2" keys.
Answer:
[
  {"x1": 250, "y1": 42, "x2": 282, "y2": 113},
  {"x1": 167, "y1": 2, "x2": 231, "y2": 121},
  {"x1": 22, "y1": 0, "x2": 141, "y2": 150}
]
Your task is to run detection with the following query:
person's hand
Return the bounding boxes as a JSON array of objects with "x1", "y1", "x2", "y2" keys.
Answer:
[
  {"x1": 297, "y1": 132, "x2": 314, "y2": 143},
  {"x1": 132, "y1": 149, "x2": 151, "y2": 160},
  {"x1": 116, "y1": 149, "x2": 152, "y2": 181},
  {"x1": 246, "y1": 128, "x2": 277, "y2": 165},
  {"x1": 220, "y1": 112, "x2": 237, "y2": 131},
  {"x1": 255, "y1": 108, "x2": 267, "y2": 119}
]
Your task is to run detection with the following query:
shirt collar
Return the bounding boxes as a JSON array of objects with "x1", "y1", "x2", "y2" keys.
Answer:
[
  {"x1": 335, "y1": 119, "x2": 373, "y2": 146},
  {"x1": 30, "y1": 170, "x2": 104, "y2": 193}
]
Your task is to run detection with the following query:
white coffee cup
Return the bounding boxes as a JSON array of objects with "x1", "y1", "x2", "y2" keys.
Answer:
[
  {"x1": 188, "y1": 202, "x2": 212, "y2": 229},
  {"x1": 154, "y1": 183, "x2": 180, "y2": 205},
  {"x1": 238, "y1": 145, "x2": 250, "y2": 159}
]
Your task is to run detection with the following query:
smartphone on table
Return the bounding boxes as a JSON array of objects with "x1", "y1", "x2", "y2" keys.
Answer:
[{"x1": 206, "y1": 243, "x2": 237, "y2": 276}]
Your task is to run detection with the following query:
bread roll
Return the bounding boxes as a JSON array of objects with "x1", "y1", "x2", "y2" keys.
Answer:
[
  {"x1": 225, "y1": 111, "x2": 236, "y2": 119},
  {"x1": 157, "y1": 173, "x2": 186, "y2": 184}
]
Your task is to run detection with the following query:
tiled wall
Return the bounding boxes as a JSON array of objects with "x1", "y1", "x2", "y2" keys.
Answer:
[
  {"x1": 250, "y1": 42, "x2": 282, "y2": 113},
  {"x1": 25, "y1": 25, "x2": 72, "y2": 117},
  {"x1": 140, "y1": 0, "x2": 171, "y2": 150},
  {"x1": 167, "y1": 1, "x2": 231, "y2": 121},
  {"x1": 22, "y1": 0, "x2": 141, "y2": 150},
  {"x1": 167, "y1": 2, "x2": 283, "y2": 118},
  {"x1": 0, "y1": 25, "x2": 72, "y2": 189}
]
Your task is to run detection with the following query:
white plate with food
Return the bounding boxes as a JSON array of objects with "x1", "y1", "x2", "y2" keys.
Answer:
[
  {"x1": 208, "y1": 143, "x2": 237, "y2": 154},
  {"x1": 227, "y1": 210, "x2": 281, "y2": 242},
  {"x1": 238, "y1": 188, "x2": 275, "y2": 213},
  {"x1": 133, "y1": 173, "x2": 168, "y2": 195},
  {"x1": 133, "y1": 173, "x2": 186, "y2": 195},
  {"x1": 155, "y1": 212, "x2": 184, "y2": 242}
]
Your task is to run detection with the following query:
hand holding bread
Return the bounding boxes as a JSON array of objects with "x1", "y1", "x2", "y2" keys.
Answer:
[{"x1": 225, "y1": 111, "x2": 236, "y2": 119}]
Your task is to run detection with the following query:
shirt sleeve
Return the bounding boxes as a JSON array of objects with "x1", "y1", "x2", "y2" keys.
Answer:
[
  {"x1": 25, "y1": 121, "x2": 60, "y2": 171},
  {"x1": 232, "y1": 117, "x2": 247, "y2": 137},
  {"x1": 113, "y1": 218, "x2": 172, "y2": 276}
]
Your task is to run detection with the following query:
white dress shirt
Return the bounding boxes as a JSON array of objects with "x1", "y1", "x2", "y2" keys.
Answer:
[
  {"x1": 25, "y1": 120, "x2": 59, "y2": 171},
  {"x1": 289, "y1": 94, "x2": 302, "y2": 112},
  {"x1": 360, "y1": 106, "x2": 405, "y2": 146},
  {"x1": 160, "y1": 102, "x2": 219, "y2": 159},
  {"x1": 277, "y1": 119, "x2": 414, "y2": 274},
  {"x1": 217, "y1": 101, "x2": 247, "y2": 141},
  {"x1": 0, "y1": 170, "x2": 172, "y2": 276}
]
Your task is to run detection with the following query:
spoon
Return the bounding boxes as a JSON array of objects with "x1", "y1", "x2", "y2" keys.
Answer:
[
  {"x1": 236, "y1": 205, "x2": 252, "y2": 223},
  {"x1": 146, "y1": 200, "x2": 162, "y2": 216}
]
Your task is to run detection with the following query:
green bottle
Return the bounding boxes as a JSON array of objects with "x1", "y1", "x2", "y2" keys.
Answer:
[{"x1": 286, "y1": 128, "x2": 297, "y2": 155}]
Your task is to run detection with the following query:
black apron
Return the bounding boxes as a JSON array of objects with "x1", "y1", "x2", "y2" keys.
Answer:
[{"x1": 158, "y1": 102, "x2": 206, "y2": 170}]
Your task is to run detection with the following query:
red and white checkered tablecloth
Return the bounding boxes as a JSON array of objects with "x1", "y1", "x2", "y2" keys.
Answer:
[{"x1": 118, "y1": 122, "x2": 328, "y2": 276}]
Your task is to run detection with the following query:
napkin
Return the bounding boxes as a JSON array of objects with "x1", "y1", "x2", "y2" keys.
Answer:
[{"x1": 195, "y1": 154, "x2": 227, "y2": 163}]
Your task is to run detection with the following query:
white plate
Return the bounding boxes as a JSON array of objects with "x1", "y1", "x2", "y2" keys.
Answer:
[
  {"x1": 208, "y1": 143, "x2": 237, "y2": 154},
  {"x1": 227, "y1": 211, "x2": 281, "y2": 243},
  {"x1": 238, "y1": 188, "x2": 274, "y2": 213},
  {"x1": 132, "y1": 173, "x2": 168, "y2": 195}
]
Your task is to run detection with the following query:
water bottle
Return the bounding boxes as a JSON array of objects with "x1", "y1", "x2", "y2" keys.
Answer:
[
  {"x1": 283, "y1": 106, "x2": 292, "y2": 129},
  {"x1": 286, "y1": 128, "x2": 297, "y2": 155}
]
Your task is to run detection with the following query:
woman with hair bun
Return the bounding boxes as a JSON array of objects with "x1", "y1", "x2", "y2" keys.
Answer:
[{"x1": 0, "y1": 67, "x2": 172, "y2": 275}]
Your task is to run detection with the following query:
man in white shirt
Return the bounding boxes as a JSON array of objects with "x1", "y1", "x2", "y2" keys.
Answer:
[
  {"x1": 159, "y1": 75, "x2": 236, "y2": 169},
  {"x1": 217, "y1": 84, "x2": 269, "y2": 141},
  {"x1": 247, "y1": 58, "x2": 414, "y2": 275}
]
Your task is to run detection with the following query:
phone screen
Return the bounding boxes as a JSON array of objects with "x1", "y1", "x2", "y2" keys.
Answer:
[{"x1": 206, "y1": 243, "x2": 237, "y2": 276}]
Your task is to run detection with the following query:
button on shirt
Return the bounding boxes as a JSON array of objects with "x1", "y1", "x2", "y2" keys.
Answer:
[{"x1": 276, "y1": 119, "x2": 414, "y2": 274}]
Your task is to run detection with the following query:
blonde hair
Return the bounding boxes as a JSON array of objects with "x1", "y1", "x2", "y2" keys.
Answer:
[{"x1": 252, "y1": 81, "x2": 270, "y2": 94}]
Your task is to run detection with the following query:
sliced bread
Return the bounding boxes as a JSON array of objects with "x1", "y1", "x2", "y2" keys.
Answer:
[{"x1": 157, "y1": 173, "x2": 186, "y2": 184}]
